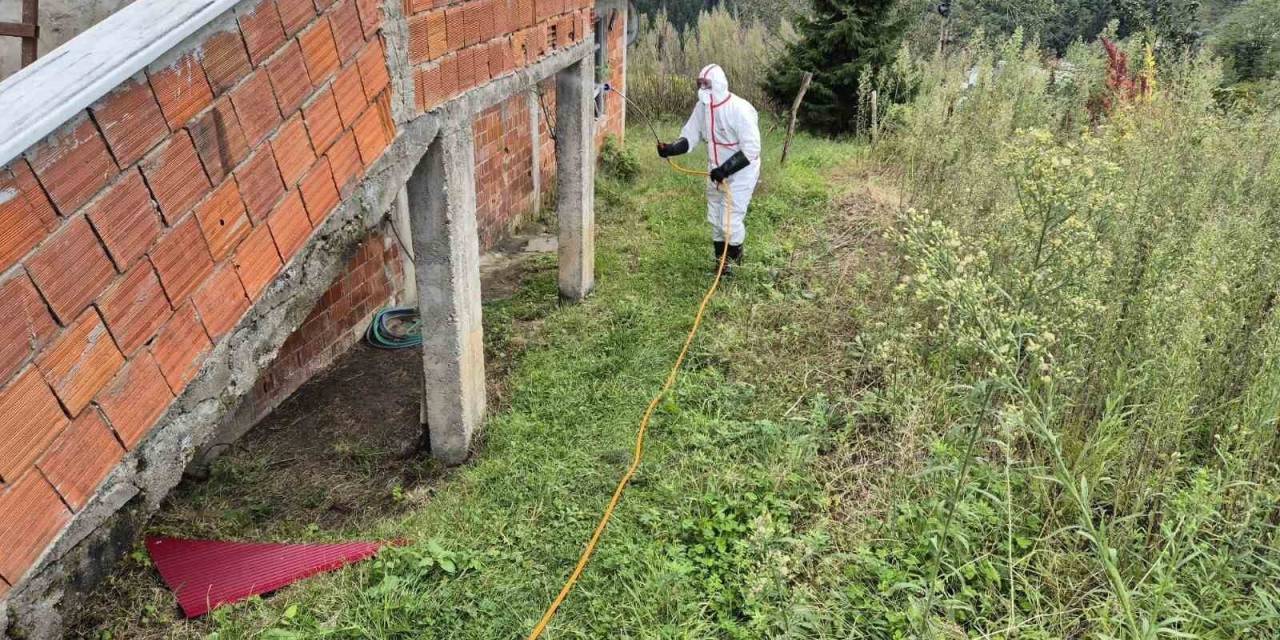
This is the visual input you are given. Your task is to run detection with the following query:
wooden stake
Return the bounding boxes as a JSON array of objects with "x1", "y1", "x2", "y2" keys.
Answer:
[
  {"x1": 780, "y1": 71, "x2": 812, "y2": 167},
  {"x1": 21, "y1": 0, "x2": 38, "y2": 67},
  {"x1": 0, "y1": 0, "x2": 38, "y2": 67},
  {"x1": 871, "y1": 89, "x2": 879, "y2": 145}
]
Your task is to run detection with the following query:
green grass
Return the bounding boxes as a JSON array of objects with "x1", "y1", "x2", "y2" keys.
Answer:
[
  {"x1": 173, "y1": 126, "x2": 866, "y2": 639},
  {"x1": 82, "y1": 39, "x2": 1280, "y2": 638}
]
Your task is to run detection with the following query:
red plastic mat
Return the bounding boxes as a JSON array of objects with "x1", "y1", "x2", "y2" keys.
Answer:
[{"x1": 146, "y1": 536, "x2": 385, "y2": 617}]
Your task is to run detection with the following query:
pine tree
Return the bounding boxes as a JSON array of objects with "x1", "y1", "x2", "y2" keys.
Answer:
[
  {"x1": 764, "y1": 0, "x2": 913, "y2": 134},
  {"x1": 1213, "y1": 0, "x2": 1280, "y2": 84},
  {"x1": 1115, "y1": 0, "x2": 1203, "y2": 51}
]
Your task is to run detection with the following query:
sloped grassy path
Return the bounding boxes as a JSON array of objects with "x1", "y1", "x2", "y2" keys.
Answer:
[{"x1": 127, "y1": 128, "x2": 864, "y2": 639}]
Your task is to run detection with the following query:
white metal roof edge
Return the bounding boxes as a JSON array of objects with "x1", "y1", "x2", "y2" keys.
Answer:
[{"x1": 0, "y1": 0, "x2": 242, "y2": 169}]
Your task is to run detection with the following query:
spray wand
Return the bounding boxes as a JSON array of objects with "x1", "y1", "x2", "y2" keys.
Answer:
[{"x1": 603, "y1": 83, "x2": 664, "y2": 144}]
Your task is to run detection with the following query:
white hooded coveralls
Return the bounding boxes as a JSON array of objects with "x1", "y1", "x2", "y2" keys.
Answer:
[{"x1": 679, "y1": 64, "x2": 762, "y2": 246}]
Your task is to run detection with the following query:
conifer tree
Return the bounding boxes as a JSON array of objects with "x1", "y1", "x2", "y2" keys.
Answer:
[{"x1": 764, "y1": 0, "x2": 913, "y2": 134}]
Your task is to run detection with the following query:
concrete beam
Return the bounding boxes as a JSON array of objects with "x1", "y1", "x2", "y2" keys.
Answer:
[
  {"x1": 406, "y1": 125, "x2": 486, "y2": 465},
  {"x1": 555, "y1": 57, "x2": 596, "y2": 301}
]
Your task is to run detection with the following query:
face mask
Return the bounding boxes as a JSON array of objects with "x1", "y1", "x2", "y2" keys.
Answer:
[{"x1": 698, "y1": 88, "x2": 712, "y2": 104}]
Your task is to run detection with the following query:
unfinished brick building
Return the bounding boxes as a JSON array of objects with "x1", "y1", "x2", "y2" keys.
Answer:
[{"x1": 0, "y1": 0, "x2": 627, "y2": 635}]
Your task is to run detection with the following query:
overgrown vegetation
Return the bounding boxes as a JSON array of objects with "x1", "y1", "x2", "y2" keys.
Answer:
[
  {"x1": 626, "y1": 7, "x2": 793, "y2": 117},
  {"x1": 1211, "y1": 0, "x2": 1280, "y2": 85},
  {"x1": 902, "y1": 0, "x2": 1206, "y2": 56},
  {"x1": 634, "y1": 0, "x2": 809, "y2": 30},
  {"x1": 852, "y1": 34, "x2": 1280, "y2": 637}
]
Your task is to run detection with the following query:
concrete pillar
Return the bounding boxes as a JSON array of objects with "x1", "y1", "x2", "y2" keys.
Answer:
[
  {"x1": 406, "y1": 126, "x2": 485, "y2": 465},
  {"x1": 555, "y1": 57, "x2": 596, "y2": 301}
]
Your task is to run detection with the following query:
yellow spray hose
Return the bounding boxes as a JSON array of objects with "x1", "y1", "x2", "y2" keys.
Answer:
[{"x1": 525, "y1": 158, "x2": 733, "y2": 639}]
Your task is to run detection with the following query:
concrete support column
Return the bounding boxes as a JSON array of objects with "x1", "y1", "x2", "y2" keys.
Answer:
[
  {"x1": 406, "y1": 126, "x2": 485, "y2": 465},
  {"x1": 555, "y1": 57, "x2": 596, "y2": 301}
]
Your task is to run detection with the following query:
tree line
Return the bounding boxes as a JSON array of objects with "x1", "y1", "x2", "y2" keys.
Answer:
[{"x1": 637, "y1": 0, "x2": 1280, "y2": 133}]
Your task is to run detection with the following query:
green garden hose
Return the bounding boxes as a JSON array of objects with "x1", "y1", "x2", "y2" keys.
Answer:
[{"x1": 365, "y1": 306, "x2": 423, "y2": 349}]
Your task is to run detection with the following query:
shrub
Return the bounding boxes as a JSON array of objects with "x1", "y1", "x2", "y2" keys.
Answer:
[{"x1": 598, "y1": 135, "x2": 640, "y2": 182}]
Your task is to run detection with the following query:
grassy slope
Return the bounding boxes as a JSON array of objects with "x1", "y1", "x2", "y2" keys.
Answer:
[{"x1": 176, "y1": 126, "x2": 872, "y2": 639}]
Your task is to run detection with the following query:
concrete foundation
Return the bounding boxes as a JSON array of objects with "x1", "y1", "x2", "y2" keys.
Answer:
[
  {"x1": 408, "y1": 125, "x2": 486, "y2": 466},
  {"x1": 555, "y1": 58, "x2": 597, "y2": 301}
]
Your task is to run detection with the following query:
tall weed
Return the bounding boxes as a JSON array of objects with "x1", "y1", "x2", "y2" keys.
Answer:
[
  {"x1": 627, "y1": 8, "x2": 794, "y2": 118},
  {"x1": 857, "y1": 32, "x2": 1280, "y2": 638}
]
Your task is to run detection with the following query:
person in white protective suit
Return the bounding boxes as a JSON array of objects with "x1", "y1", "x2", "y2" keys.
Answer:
[{"x1": 656, "y1": 63, "x2": 762, "y2": 273}]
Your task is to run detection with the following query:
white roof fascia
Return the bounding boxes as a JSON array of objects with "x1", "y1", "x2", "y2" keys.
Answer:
[{"x1": 0, "y1": 0, "x2": 241, "y2": 168}]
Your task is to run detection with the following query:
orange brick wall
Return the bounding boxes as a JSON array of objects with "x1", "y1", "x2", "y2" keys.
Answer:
[
  {"x1": 0, "y1": 0, "x2": 395, "y2": 589},
  {"x1": 246, "y1": 232, "x2": 404, "y2": 421},
  {"x1": 474, "y1": 94, "x2": 539, "y2": 248},
  {"x1": 205, "y1": 0, "x2": 624, "y2": 470},
  {"x1": 408, "y1": 0, "x2": 593, "y2": 112}
]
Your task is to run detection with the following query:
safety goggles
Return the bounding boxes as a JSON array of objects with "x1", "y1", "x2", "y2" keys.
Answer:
[{"x1": 696, "y1": 78, "x2": 712, "y2": 90}]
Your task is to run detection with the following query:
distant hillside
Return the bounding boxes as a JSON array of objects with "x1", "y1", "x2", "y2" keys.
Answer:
[{"x1": 636, "y1": 0, "x2": 1278, "y2": 88}]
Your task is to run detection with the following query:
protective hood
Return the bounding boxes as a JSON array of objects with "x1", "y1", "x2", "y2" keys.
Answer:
[{"x1": 697, "y1": 64, "x2": 730, "y2": 105}]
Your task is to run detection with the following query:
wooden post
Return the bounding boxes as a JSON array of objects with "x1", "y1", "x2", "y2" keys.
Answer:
[
  {"x1": 0, "y1": 0, "x2": 39, "y2": 68},
  {"x1": 779, "y1": 71, "x2": 813, "y2": 167},
  {"x1": 871, "y1": 89, "x2": 879, "y2": 145},
  {"x1": 21, "y1": 0, "x2": 37, "y2": 67}
]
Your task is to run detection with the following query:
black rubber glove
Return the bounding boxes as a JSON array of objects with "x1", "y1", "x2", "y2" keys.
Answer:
[
  {"x1": 656, "y1": 138, "x2": 690, "y2": 158},
  {"x1": 710, "y1": 151, "x2": 750, "y2": 183}
]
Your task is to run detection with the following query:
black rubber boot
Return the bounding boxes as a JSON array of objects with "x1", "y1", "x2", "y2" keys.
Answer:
[
  {"x1": 728, "y1": 244, "x2": 743, "y2": 265},
  {"x1": 711, "y1": 241, "x2": 732, "y2": 276}
]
